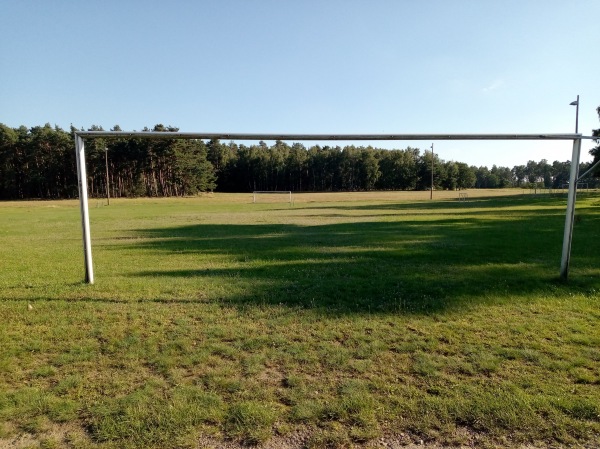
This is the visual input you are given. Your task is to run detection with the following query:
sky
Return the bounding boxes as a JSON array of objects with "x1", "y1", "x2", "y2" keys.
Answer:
[{"x1": 1, "y1": 0, "x2": 599, "y2": 168}]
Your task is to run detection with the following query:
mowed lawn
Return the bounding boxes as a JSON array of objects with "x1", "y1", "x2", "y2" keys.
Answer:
[{"x1": 0, "y1": 191, "x2": 599, "y2": 448}]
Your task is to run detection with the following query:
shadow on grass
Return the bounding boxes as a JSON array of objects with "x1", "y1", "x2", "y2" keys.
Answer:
[
  {"x1": 285, "y1": 193, "x2": 569, "y2": 212},
  {"x1": 123, "y1": 198, "x2": 600, "y2": 314}
]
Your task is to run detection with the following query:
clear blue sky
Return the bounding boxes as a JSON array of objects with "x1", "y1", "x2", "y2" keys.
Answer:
[{"x1": 1, "y1": 0, "x2": 598, "y2": 168}]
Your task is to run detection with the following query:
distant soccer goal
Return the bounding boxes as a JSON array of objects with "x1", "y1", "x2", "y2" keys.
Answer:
[{"x1": 253, "y1": 191, "x2": 293, "y2": 204}]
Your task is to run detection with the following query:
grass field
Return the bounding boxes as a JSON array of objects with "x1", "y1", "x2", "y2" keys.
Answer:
[{"x1": 0, "y1": 190, "x2": 599, "y2": 448}]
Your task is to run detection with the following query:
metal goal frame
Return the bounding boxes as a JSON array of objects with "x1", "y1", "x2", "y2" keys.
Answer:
[
  {"x1": 74, "y1": 131, "x2": 596, "y2": 284},
  {"x1": 253, "y1": 191, "x2": 293, "y2": 204}
]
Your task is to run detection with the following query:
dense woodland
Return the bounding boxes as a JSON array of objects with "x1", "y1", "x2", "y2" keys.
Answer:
[{"x1": 0, "y1": 121, "x2": 599, "y2": 200}]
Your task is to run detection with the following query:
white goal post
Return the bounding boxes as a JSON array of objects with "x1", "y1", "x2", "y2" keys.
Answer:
[
  {"x1": 74, "y1": 131, "x2": 597, "y2": 284},
  {"x1": 253, "y1": 191, "x2": 293, "y2": 204}
]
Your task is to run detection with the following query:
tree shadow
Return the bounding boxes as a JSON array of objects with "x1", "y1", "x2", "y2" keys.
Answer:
[
  {"x1": 118, "y1": 201, "x2": 600, "y2": 315},
  {"x1": 283, "y1": 194, "x2": 570, "y2": 213}
]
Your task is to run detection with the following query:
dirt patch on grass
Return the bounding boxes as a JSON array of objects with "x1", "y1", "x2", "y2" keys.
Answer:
[
  {"x1": 194, "y1": 431, "x2": 600, "y2": 449},
  {"x1": 0, "y1": 422, "x2": 89, "y2": 449}
]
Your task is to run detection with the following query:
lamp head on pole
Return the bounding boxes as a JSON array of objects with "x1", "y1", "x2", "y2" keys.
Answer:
[{"x1": 570, "y1": 95, "x2": 579, "y2": 133}]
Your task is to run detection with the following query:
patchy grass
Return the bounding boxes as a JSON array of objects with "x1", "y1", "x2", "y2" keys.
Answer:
[{"x1": 0, "y1": 191, "x2": 599, "y2": 448}]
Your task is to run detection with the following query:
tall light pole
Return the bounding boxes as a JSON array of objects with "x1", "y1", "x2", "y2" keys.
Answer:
[
  {"x1": 430, "y1": 143, "x2": 434, "y2": 200},
  {"x1": 560, "y1": 96, "x2": 582, "y2": 279},
  {"x1": 104, "y1": 147, "x2": 110, "y2": 206},
  {"x1": 570, "y1": 95, "x2": 579, "y2": 133}
]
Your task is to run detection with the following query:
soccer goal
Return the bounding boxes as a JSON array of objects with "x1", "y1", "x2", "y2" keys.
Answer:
[
  {"x1": 253, "y1": 191, "x2": 293, "y2": 204},
  {"x1": 74, "y1": 131, "x2": 597, "y2": 284}
]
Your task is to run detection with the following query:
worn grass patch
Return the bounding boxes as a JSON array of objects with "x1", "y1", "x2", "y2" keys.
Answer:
[{"x1": 0, "y1": 191, "x2": 599, "y2": 448}]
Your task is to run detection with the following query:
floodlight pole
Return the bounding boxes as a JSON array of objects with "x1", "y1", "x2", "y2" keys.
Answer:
[
  {"x1": 75, "y1": 135, "x2": 94, "y2": 284},
  {"x1": 560, "y1": 136, "x2": 582, "y2": 280},
  {"x1": 430, "y1": 143, "x2": 434, "y2": 200},
  {"x1": 570, "y1": 95, "x2": 579, "y2": 133},
  {"x1": 105, "y1": 147, "x2": 110, "y2": 206}
]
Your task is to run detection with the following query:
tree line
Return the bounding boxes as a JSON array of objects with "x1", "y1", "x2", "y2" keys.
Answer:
[{"x1": 0, "y1": 121, "x2": 599, "y2": 200}]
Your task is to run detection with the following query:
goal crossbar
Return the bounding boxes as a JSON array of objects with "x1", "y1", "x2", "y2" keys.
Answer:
[
  {"x1": 74, "y1": 131, "x2": 597, "y2": 284},
  {"x1": 75, "y1": 131, "x2": 586, "y2": 141}
]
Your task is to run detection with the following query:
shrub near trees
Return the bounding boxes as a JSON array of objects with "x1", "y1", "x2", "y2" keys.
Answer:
[
  {"x1": 589, "y1": 105, "x2": 600, "y2": 172},
  {"x1": 0, "y1": 122, "x2": 599, "y2": 200}
]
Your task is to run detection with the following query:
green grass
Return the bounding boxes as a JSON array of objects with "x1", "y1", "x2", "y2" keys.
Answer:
[{"x1": 0, "y1": 192, "x2": 599, "y2": 448}]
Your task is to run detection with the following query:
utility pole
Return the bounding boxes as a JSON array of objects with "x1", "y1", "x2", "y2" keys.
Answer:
[{"x1": 430, "y1": 143, "x2": 434, "y2": 200}]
